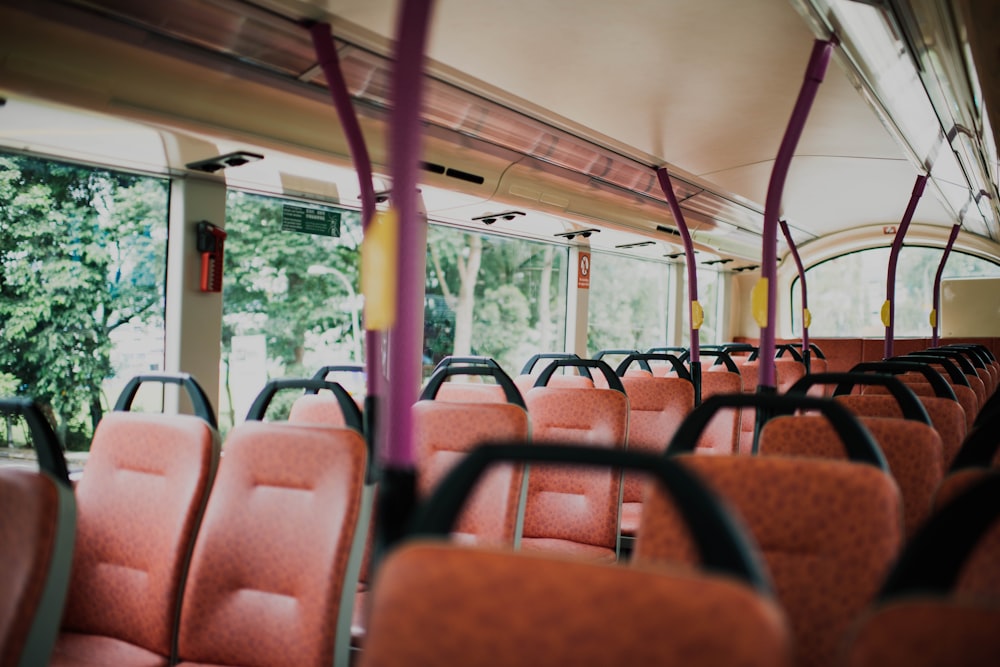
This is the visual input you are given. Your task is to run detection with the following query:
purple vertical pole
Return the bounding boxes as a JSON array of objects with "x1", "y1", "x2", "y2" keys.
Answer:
[
  {"x1": 779, "y1": 220, "x2": 809, "y2": 368},
  {"x1": 931, "y1": 224, "x2": 961, "y2": 346},
  {"x1": 307, "y1": 21, "x2": 383, "y2": 410},
  {"x1": 884, "y1": 174, "x2": 928, "y2": 359},
  {"x1": 383, "y1": 0, "x2": 434, "y2": 469},
  {"x1": 760, "y1": 39, "x2": 834, "y2": 389},
  {"x1": 655, "y1": 167, "x2": 701, "y2": 404},
  {"x1": 375, "y1": 0, "x2": 435, "y2": 559}
]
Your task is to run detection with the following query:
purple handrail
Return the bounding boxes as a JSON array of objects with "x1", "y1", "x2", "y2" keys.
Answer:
[
  {"x1": 884, "y1": 174, "x2": 928, "y2": 359},
  {"x1": 384, "y1": 0, "x2": 435, "y2": 468},
  {"x1": 307, "y1": 22, "x2": 383, "y2": 399},
  {"x1": 759, "y1": 39, "x2": 834, "y2": 389},
  {"x1": 655, "y1": 167, "x2": 702, "y2": 404},
  {"x1": 779, "y1": 219, "x2": 809, "y2": 364},
  {"x1": 931, "y1": 224, "x2": 961, "y2": 346}
]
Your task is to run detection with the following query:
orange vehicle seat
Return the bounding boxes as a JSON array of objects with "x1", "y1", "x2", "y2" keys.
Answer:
[
  {"x1": 52, "y1": 412, "x2": 219, "y2": 667},
  {"x1": 618, "y1": 373, "x2": 693, "y2": 535},
  {"x1": 521, "y1": 386, "x2": 629, "y2": 562},
  {"x1": 0, "y1": 469, "x2": 75, "y2": 667},
  {"x1": 760, "y1": 414, "x2": 941, "y2": 538},
  {"x1": 174, "y1": 421, "x2": 367, "y2": 667},
  {"x1": 634, "y1": 454, "x2": 902, "y2": 667}
]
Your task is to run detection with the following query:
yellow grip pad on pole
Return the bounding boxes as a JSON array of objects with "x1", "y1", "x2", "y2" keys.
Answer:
[
  {"x1": 361, "y1": 209, "x2": 398, "y2": 330},
  {"x1": 881, "y1": 300, "x2": 892, "y2": 328},
  {"x1": 751, "y1": 278, "x2": 769, "y2": 328},
  {"x1": 691, "y1": 300, "x2": 704, "y2": 330}
]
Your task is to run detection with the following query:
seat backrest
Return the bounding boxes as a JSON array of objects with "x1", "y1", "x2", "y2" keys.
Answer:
[
  {"x1": 760, "y1": 414, "x2": 941, "y2": 538},
  {"x1": 360, "y1": 443, "x2": 792, "y2": 667},
  {"x1": 521, "y1": 386, "x2": 628, "y2": 560},
  {"x1": 176, "y1": 421, "x2": 367, "y2": 667},
  {"x1": 0, "y1": 469, "x2": 75, "y2": 667},
  {"x1": 61, "y1": 411, "x2": 219, "y2": 660},
  {"x1": 619, "y1": 373, "x2": 694, "y2": 486},
  {"x1": 357, "y1": 542, "x2": 792, "y2": 667},
  {"x1": 634, "y1": 454, "x2": 902, "y2": 667},
  {"x1": 699, "y1": 368, "x2": 743, "y2": 454},
  {"x1": 837, "y1": 394, "x2": 966, "y2": 469},
  {"x1": 413, "y1": 400, "x2": 530, "y2": 545},
  {"x1": 843, "y1": 471, "x2": 1000, "y2": 667}
]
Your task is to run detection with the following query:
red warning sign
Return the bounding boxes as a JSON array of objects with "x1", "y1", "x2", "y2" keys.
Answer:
[{"x1": 578, "y1": 252, "x2": 591, "y2": 289}]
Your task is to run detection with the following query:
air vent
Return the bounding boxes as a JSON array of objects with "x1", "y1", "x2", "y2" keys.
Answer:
[
  {"x1": 701, "y1": 258, "x2": 734, "y2": 266},
  {"x1": 555, "y1": 228, "x2": 599, "y2": 240},
  {"x1": 656, "y1": 225, "x2": 681, "y2": 236},
  {"x1": 420, "y1": 161, "x2": 485, "y2": 185},
  {"x1": 732, "y1": 265, "x2": 759, "y2": 272},
  {"x1": 472, "y1": 210, "x2": 526, "y2": 225},
  {"x1": 615, "y1": 241, "x2": 655, "y2": 249},
  {"x1": 421, "y1": 161, "x2": 446, "y2": 174}
]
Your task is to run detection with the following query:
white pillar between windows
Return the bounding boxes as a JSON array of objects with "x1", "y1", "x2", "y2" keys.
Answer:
[
  {"x1": 564, "y1": 246, "x2": 590, "y2": 356},
  {"x1": 666, "y1": 262, "x2": 687, "y2": 347},
  {"x1": 164, "y1": 174, "x2": 226, "y2": 415}
]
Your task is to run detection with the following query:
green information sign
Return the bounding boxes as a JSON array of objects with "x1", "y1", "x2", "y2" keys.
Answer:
[{"x1": 281, "y1": 204, "x2": 341, "y2": 237}]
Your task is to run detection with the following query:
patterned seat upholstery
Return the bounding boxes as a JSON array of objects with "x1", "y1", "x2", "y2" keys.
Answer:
[
  {"x1": 288, "y1": 394, "x2": 350, "y2": 426},
  {"x1": 414, "y1": 400, "x2": 530, "y2": 545},
  {"x1": 842, "y1": 472, "x2": 1000, "y2": 666},
  {"x1": 52, "y1": 412, "x2": 219, "y2": 667},
  {"x1": 837, "y1": 394, "x2": 966, "y2": 469},
  {"x1": 357, "y1": 543, "x2": 793, "y2": 667},
  {"x1": 634, "y1": 455, "x2": 902, "y2": 667},
  {"x1": 760, "y1": 414, "x2": 942, "y2": 538},
  {"x1": 618, "y1": 374, "x2": 694, "y2": 535},
  {"x1": 174, "y1": 421, "x2": 367, "y2": 667},
  {"x1": 699, "y1": 369, "x2": 742, "y2": 454},
  {"x1": 0, "y1": 469, "x2": 75, "y2": 667},
  {"x1": 521, "y1": 387, "x2": 629, "y2": 562}
]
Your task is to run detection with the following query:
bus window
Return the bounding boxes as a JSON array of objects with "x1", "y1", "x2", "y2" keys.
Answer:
[
  {"x1": 793, "y1": 247, "x2": 1000, "y2": 337},
  {"x1": 588, "y1": 252, "x2": 671, "y2": 353},
  {"x1": 424, "y1": 225, "x2": 567, "y2": 376},
  {"x1": 221, "y1": 190, "x2": 362, "y2": 431},
  {"x1": 0, "y1": 151, "x2": 168, "y2": 451}
]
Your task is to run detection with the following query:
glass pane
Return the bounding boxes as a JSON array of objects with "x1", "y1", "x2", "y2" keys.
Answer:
[
  {"x1": 682, "y1": 267, "x2": 721, "y2": 346},
  {"x1": 221, "y1": 191, "x2": 363, "y2": 429},
  {"x1": 0, "y1": 152, "x2": 168, "y2": 451},
  {"x1": 587, "y1": 253, "x2": 670, "y2": 353},
  {"x1": 425, "y1": 225, "x2": 568, "y2": 377},
  {"x1": 792, "y1": 246, "x2": 1000, "y2": 337}
]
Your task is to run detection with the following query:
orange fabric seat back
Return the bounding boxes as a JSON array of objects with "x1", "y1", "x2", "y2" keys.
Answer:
[
  {"x1": 413, "y1": 400, "x2": 530, "y2": 545},
  {"x1": 59, "y1": 412, "x2": 219, "y2": 662},
  {"x1": 358, "y1": 543, "x2": 793, "y2": 667},
  {"x1": 288, "y1": 394, "x2": 349, "y2": 426},
  {"x1": 521, "y1": 387, "x2": 628, "y2": 561},
  {"x1": 176, "y1": 421, "x2": 367, "y2": 667},
  {"x1": 843, "y1": 471, "x2": 1000, "y2": 666},
  {"x1": 760, "y1": 414, "x2": 941, "y2": 538},
  {"x1": 774, "y1": 358, "x2": 806, "y2": 393},
  {"x1": 699, "y1": 369, "x2": 742, "y2": 454},
  {"x1": 0, "y1": 469, "x2": 75, "y2": 667},
  {"x1": 837, "y1": 394, "x2": 966, "y2": 469},
  {"x1": 433, "y1": 382, "x2": 509, "y2": 403},
  {"x1": 618, "y1": 374, "x2": 693, "y2": 534},
  {"x1": 634, "y1": 455, "x2": 902, "y2": 667}
]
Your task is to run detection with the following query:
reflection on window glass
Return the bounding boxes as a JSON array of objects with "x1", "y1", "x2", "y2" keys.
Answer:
[
  {"x1": 588, "y1": 253, "x2": 670, "y2": 354},
  {"x1": 792, "y1": 246, "x2": 1000, "y2": 337},
  {"x1": 424, "y1": 225, "x2": 567, "y2": 377},
  {"x1": 682, "y1": 267, "x2": 721, "y2": 346},
  {"x1": 0, "y1": 152, "x2": 168, "y2": 450},
  {"x1": 222, "y1": 191, "x2": 363, "y2": 429}
]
